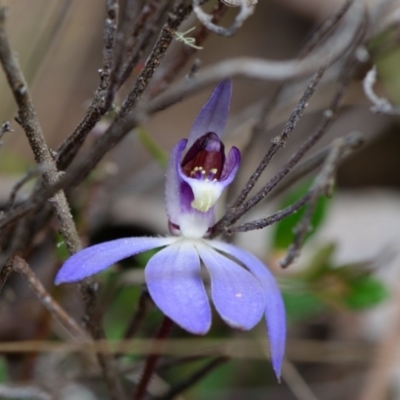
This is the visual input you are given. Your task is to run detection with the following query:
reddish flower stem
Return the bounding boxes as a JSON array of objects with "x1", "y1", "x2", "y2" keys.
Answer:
[{"x1": 133, "y1": 316, "x2": 174, "y2": 400}]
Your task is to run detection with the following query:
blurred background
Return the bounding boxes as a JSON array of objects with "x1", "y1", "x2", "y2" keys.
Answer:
[{"x1": 0, "y1": 0, "x2": 400, "y2": 399}]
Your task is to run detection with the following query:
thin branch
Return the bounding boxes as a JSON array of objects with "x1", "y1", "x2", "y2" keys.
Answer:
[
  {"x1": 4, "y1": 166, "x2": 47, "y2": 212},
  {"x1": 111, "y1": 0, "x2": 141, "y2": 76},
  {"x1": 112, "y1": 0, "x2": 145, "y2": 79},
  {"x1": 0, "y1": 9, "x2": 126, "y2": 399},
  {"x1": 279, "y1": 136, "x2": 349, "y2": 268},
  {"x1": 0, "y1": 258, "x2": 13, "y2": 294},
  {"x1": 234, "y1": 67, "x2": 326, "y2": 208},
  {"x1": 115, "y1": 0, "x2": 171, "y2": 94},
  {"x1": 0, "y1": 1, "x2": 366, "y2": 233},
  {"x1": 0, "y1": 337, "x2": 374, "y2": 363},
  {"x1": 299, "y1": 0, "x2": 353, "y2": 57},
  {"x1": 193, "y1": 0, "x2": 255, "y2": 37},
  {"x1": 10, "y1": 256, "x2": 87, "y2": 340},
  {"x1": 148, "y1": 0, "x2": 365, "y2": 112},
  {"x1": 134, "y1": 317, "x2": 174, "y2": 400},
  {"x1": 156, "y1": 355, "x2": 214, "y2": 370},
  {"x1": 363, "y1": 65, "x2": 400, "y2": 114},
  {"x1": 101, "y1": 0, "x2": 119, "y2": 93},
  {"x1": 229, "y1": 0, "x2": 356, "y2": 201},
  {"x1": 282, "y1": 360, "x2": 320, "y2": 400},
  {"x1": 148, "y1": 1, "x2": 228, "y2": 97},
  {"x1": 270, "y1": 130, "x2": 365, "y2": 199},
  {"x1": 212, "y1": 52, "x2": 361, "y2": 237},
  {"x1": 0, "y1": 6, "x2": 81, "y2": 254},
  {"x1": 79, "y1": 279, "x2": 128, "y2": 400},
  {"x1": 227, "y1": 192, "x2": 312, "y2": 234},
  {"x1": 158, "y1": 356, "x2": 228, "y2": 400},
  {"x1": 0, "y1": 117, "x2": 147, "y2": 230},
  {"x1": 123, "y1": 288, "x2": 153, "y2": 340},
  {"x1": 225, "y1": 131, "x2": 363, "y2": 235},
  {"x1": 56, "y1": 0, "x2": 120, "y2": 170},
  {"x1": 118, "y1": 0, "x2": 193, "y2": 118},
  {"x1": 0, "y1": 120, "x2": 13, "y2": 144},
  {"x1": 115, "y1": 288, "x2": 153, "y2": 358}
]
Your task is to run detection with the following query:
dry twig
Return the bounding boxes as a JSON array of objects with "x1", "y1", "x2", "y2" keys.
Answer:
[
  {"x1": 0, "y1": 120, "x2": 13, "y2": 144},
  {"x1": 193, "y1": 0, "x2": 254, "y2": 36},
  {"x1": 0, "y1": 1, "x2": 367, "y2": 234},
  {"x1": 278, "y1": 136, "x2": 351, "y2": 268},
  {"x1": 0, "y1": 7, "x2": 126, "y2": 400},
  {"x1": 158, "y1": 356, "x2": 228, "y2": 400},
  {"x1": 281, "y1": 361, "x2": 320, "y2": 400},
  {"x1": 118, "y1": 0, "x2": 193, "y2": 117},
  {"x1": 0, "y1": 258, "x2": 13, "y2": 294},
  {"x1": 10, "y1": 256, "x2": 88, "y2": 340},
  {"x1": 363, "y1": 65, "x2": 400, "y2": 114},
  {"x1": 133, "y1": 317, "x2": 174, "y2": 400},
  {"x1": 0, "y1": 6, "x2": 80, "y2": 254},
  {"x1": 270, "y1": 131, "x2": 365, "y2": 199},
  {"x1": 56, "y1": 0, "x2": 120, "y2": 170},
  {"x1": 235, "y1": 67, "x2": 326, "y2": 208},
  {"x1": 4, "y1": 166, "x2": 47, "y2": 212}
]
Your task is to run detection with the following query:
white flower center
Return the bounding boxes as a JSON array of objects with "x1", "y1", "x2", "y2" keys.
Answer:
[
  {"x1": 189, "y1": 179, "x2": 223, "y2": 212},
  {"x1": 179, "y1": 213, "x2": 210, "y2": 238}
]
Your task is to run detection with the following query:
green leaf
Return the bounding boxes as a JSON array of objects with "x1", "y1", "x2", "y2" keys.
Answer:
[
  {"x1": 282, "y1": 290, "x2": 325, "y2": 322},
  {"x1": 344, "y1": 275, "x2": 389, "y2": 310},
  {"x1": 272, "y1": 180, "x2": 330, "y2": 250},
  {"x1": 303, "y1": 243, "x2": 336, "y2": 281},
  {"x1": 55, "y1": 233, "x2": 69, "y2": 262},
  {"x1": 135, "y1": 248, "x2": 159, "y2": 268},
  {"x1": 104, "y1": 286, "x2": 142, "y2": 339},
  {"x1": 0, "y1": 356, "x2": 8, "y2": 383}
]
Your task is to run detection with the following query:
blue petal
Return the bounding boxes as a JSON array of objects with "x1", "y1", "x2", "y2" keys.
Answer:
[
  {"x1": 207, "y1": 240, "x2": 286, "y2": 380},
  {"x1": 187, "y1": 80, "x2": 232, "y2": 149},
  {"x1": 221, "y1": 146, "x2": 241, "y2": 182},
  {"x1": 55, "y1": 237, "x2": 177, "y2": 284},
  {"x1": 165, "y1": 139, "x2": 188, "y2": 226},
  {"x1": 145, "y1": 240, "x2": 211, "y2": 334},
  {"x1": 196, "y1": 242, "x2": 265, "y2": 330}
]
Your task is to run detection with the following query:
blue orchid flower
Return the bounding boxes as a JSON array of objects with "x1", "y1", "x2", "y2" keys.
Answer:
[{"x1": 55, "y1": 80, "x2": 286, "y2": 378}]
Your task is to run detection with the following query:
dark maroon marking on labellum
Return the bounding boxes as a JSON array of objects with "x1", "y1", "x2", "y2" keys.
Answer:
[{"x1": 182, "y1": 132, "x2": 225, "y2": 180}]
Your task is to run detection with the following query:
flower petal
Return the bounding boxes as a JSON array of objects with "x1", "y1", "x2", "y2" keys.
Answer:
[
  {"x1": 55, "y1": 237, "x2": 177, "y2": 285},
  {"x1": 165, "y1": 139, "x2": 188, "y2": 226},
  {"x1": 178, "y1": 144, "x2": 240, "y2": 214},
  {"x1": 145, "y1": 240, "x2": 211, "y2": 334},
  {"x1": 208, "y1": 240, "x2": 286, "y2": 379},
  {"x1": 166, "y1": 139, "x2": 215, "y2": 238},
  {"x1": 195, "y1": 242, "x2": 265, "y2": 330},
  {"x1": 187, "y1": 80, "x2": 232, "y2": 148},
  {"x1": 221, "y1": 146, "x2": 241, "y2": 182}
]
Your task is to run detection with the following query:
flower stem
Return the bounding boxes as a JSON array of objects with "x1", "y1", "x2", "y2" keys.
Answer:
[{"x1": 133, "y1": 316, "x2": 174, "y2": 400}]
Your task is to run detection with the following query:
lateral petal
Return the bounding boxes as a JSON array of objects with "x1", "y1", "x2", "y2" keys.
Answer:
[
  {"x1": 208, "y1": 240, "x2": 286, "y2": 379},
  {"x1": 55, "y1": 237, "x2": 177, "y2": 284},
  {"x1": 220, "y1": 146, "x2": 241, "y2": 182},
  {"x1": 187, "y1": 80, "x2": 232, "y2": 148},
  {"x1": 145, "y1": 240, "x2": 211, "y2": 335},
  {"x1": 196, "y1": 242, "x2": 264, "y2": 330},
  {"x1": 165, "y1": 139, "x2": 188, "y2": 225}
]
